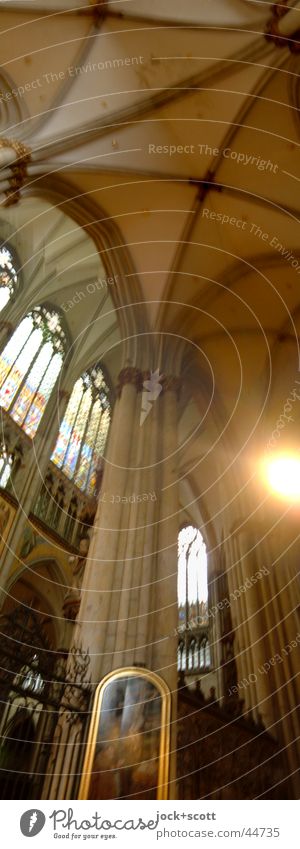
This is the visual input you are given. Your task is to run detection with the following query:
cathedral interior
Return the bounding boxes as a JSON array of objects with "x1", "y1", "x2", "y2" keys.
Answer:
[{"x1": 0, "y1": 0, "x2": 299, "y2": 800}]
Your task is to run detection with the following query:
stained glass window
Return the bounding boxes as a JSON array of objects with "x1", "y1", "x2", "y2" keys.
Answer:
[
  {"x1": 51, "y1": 363, "x2": 111, "y2": 496},
  {"x1": 0, "y1": 306, "x2": 67, "y2": 437},
  {"x1": 0, "y1": 245, "x2": 18, "y2": 311}
]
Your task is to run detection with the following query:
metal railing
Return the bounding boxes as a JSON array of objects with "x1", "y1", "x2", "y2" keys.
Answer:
[{"x1": 33, "y1": 462, "x2": 97, "y2": 547}]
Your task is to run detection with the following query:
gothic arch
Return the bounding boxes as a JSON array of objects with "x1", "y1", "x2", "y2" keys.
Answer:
[{"x1": 23, "y1": 178, "x2": 151, "y2": 370}]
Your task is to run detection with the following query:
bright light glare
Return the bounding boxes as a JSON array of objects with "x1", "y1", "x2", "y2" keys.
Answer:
[{"x1": 265, "y1": 455, "x2": 300, "y2": 500}]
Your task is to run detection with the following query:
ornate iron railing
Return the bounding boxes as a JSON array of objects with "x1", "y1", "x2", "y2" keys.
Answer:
[{"x1": 0, "y1": 606, "x2": 91, "y2": 800}]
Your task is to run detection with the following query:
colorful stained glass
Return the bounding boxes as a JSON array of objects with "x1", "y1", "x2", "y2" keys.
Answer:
[
  {"x1": 86, "y1": 408, "x2": 110, "y2": 495},
  {"x1": 63, "y1": 387, "x2": 92, "y2": 479},
  {"x1": 74, "y1": 399, "x2": 101, "y2": 491},
  {"x1": 0, "y1": 306, "x2": 66, "y2": 437},
  {"x1": 95, "y1": 407, "x2": 110, "y2": 453},
  {"x1": 51, "y1": 364, "x2": 111, "y2": 495},
  {"x1": 74, "y1": 442, "x2": 93, "y2": 491},
  {"x1": 51, "y1": 379, "x2": 83, "y2": 467},
  {"x1": 0, "y1": 316, "x2": 33, "y2": 388},
  {"x1": 0, "y1": 328, "x2": 42, "y2": 410},
  {"x1": 11, "y1": 341, "x2": 53, "y2": 425},
  {"x1": 23, "y1": 352, "x2": 63, "y2": 436}
]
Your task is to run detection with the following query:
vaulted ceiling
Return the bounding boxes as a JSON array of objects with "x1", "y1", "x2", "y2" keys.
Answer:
[{"x1": 1, "y1": 0, "x2": 300, "y2": 538}]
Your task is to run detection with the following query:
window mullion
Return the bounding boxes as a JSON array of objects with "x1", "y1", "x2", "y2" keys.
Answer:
[
  {"x1": 62, "y1": 390, "x2": 87, "y2": 473},
  {"x1": 0, "y1": 325, "x2": 34, "y2": 392},
  {"x1": 51, "y1": 368, "x2": 111, "y2": 495},
  {"x1": 84, "y1": 406, "x2": 103, "y2": 493},
  {"x1": 7, "y1": 339, "x2": 43, "y2": 414},
  {"x1": 22, "y1": 349, "x2": 54, "y2": 428},
  {"x1": 73, "y1": 400, "x2": 93, "y2": 484}
]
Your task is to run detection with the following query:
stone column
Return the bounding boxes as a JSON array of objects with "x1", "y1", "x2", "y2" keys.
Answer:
[
  {"x1": 151, "y1": 377, "x2": 181, "y2": 800},
  {"x1": 259, "y1": 518, "x2": 300, "y2": 789},
  {"x1": 230, "y1": 521, "x2": 274, "y2": 725},
  {"x1": 75, "y1": 366, "x2": 142, "y2": 677},
  {"x1": 0, "y1": 385, "x2": 71, "y2": 603},
  {"x1": 45, "y1": 368, "x2": 181, "y2": 800},
  {"x1": 44, "y1": 367, "x2": 143, "y2": 799},
  {"x1": 229, "y1": 438, "x2": 300, "y2": 793},
  {"x1": 112, "y1": 370, "x2": 159, "y2": 669},
  {"x1": 225, "y1": 528, "x2": 253, "y2": 710}
]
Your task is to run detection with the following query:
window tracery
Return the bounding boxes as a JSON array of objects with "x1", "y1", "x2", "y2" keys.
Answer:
[
  {"x1": 0, "y1": 306, "x2": 67, "y2": 437},
  {"x1": 51, "y1": 363, "x2": 110, "y2": 496},
  {"x1": 0, "y1": 245, "x2": 18, "y2": 311}
]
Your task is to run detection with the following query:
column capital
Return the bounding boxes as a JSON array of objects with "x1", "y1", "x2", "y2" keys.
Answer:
[
  {"x1": 138, "y1": 371, "x2": 182, "y2": 399},
  {"x1": 116, "y1": 368, "x2": 182, "y2": 398},
  {"x1": 116, "y1": 366, "x2": 143, "y2": 395},
  {"x1": 265, "y1": 0, "x2": 300, "y2": 52}
]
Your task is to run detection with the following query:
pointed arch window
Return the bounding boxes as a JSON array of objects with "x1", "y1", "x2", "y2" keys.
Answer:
[
  {"x1": 177, "y1": 525, "x2": 210, "y2": 673},
  {"x1": 0, "y1": 245, "x2": 18, "y2": 311},
  {"x1": 178, "y1": 525, "x2": 208, "y2": 625},
  {"x1": 51, "y1": 363, "x2": 111, "y2": 496},
  {"x1": 0, "y1": 305, "x2": 67, "y2": 437}
]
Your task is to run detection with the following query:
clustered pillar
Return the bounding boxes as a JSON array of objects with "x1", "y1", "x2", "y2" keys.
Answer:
[{"x1": 45, "y1": 366, "x2": 181, "y2": 799}]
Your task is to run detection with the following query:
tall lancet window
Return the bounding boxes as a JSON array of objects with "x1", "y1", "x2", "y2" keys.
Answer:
[
  {"x1": 51, "y1": 363, "x2": 111, "y2": 496},
  {"x1": 177, "y1": 526, "x2": 210, "y2": 673},
  {"x1": 0, "y1": 245, "x2": 18, "y2": 311},
  {"x1": 178, "y1": 525, "x2": 208, "y2": 626},
  {"x1": 0, "y1": 305, "x2": 67, "y2": 437}
]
